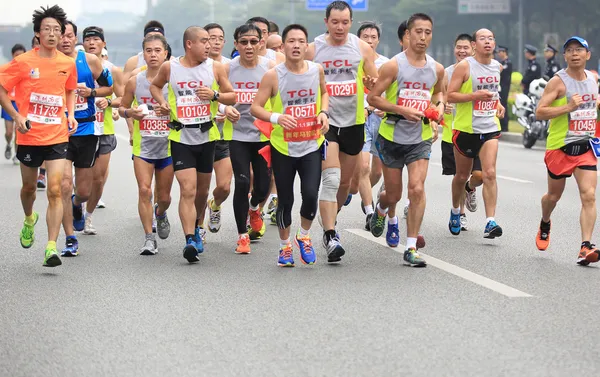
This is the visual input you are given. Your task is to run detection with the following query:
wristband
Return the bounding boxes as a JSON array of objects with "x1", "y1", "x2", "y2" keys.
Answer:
[
  {"x1": 218, "y1": 104, "x2": 227, "y2": 113},
  {"x1": 270, "y1": 113, "x2": 282, "y2": 124}
]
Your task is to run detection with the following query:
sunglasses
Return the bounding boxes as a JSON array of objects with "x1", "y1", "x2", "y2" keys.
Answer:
[{"x1": 238, "y1": 39, "x2": 260, "y2": 46}]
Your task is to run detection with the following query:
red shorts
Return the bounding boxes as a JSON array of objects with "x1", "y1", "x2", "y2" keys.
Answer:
[{"x1": 544, "y1": 149, "x2": 597, "y2": 179}]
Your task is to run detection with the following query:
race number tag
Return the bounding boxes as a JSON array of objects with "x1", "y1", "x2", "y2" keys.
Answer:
[
  {"x1": 27, "y1": 92, "x2": 62, "y2": 124},
  {"x1": 95, "y1": 109, "x2": 105, "y2": 124},
  {"x1": 284, "y1": 104, "x2": 320, "y2": 142},
  {"x1": 176, "y1": 95, "x2": 211, "y2": 125},
  {"x1": 140, "y1": 111, "x2": 170, "y2": 137},
  {"x1": 235, "y1": 90, "x2": 257, "y2": 105},
  {"x1": 75, "y1": 91, "x2": 88, "y2": 112},
  {"x1": 569, "y1": 108, "x2": 597, "y2": 136},
  {"x1": 473, "y1": 93, "x2": 499, "y2": 117},
  {"x1": 326, "y1": 80, "x2": 357, "y2": 97},
  {"x1": 397, "y1": 89, "x2": 431, "y2": 112},
  {"x1": 589, "y1": 137, "x2": 600, "y2": 158}
]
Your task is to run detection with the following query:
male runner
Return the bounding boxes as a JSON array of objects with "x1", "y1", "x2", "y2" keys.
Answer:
[
  {"x1": 305, "y1": 0, "x2": 377, "y2": 262},
  {"x1": 268, "y1": 21, "x2": 279, "y2": 36},
  {"x1": 535, "y1": 36, "x2": 600, "y2": 265},
  {"x1": 123, "y1": 20, "x2": 167, "y2": 76},
  {"x1": 120, "y1": 34, "x2": 173, "y2": 255},
  {"x1": 221, "y1": 23, "x2": 275, "y2": 253},
  {"x1": 58, "y1": 20, "x2": 113, "y2": 257},
  {"x1": 267, "y1": 34, "x2": 282, "y2": 53},
  {"x1": 447, "y1": 28, "x2": 505, "y2": 238},
  {"x1": 81, "y1": 26, "x2": 124, "y2": 234},
  {"x1": 251, "y1": 24, "x2": 329, "y2": 266},
  {"x1": 368, "y1": 14, "x2": 444, "y2": 266},
  {"x1": 441, "y1": 33, "x2": 482, "y2": 232},
  {"x1": 3, "y1": 44, "x2": 26, "y2": 163},
  {"x1": 0, "y1": 5, "x2": 77, "y2": 267},
  {"x1": 247, "y1": 17, "x2": 285, "y2": 64},
  {"x1": 150, "y1": 26, "x2": 235, "y2": 263},
  {"x1": 204, "y1": 22, "x2": 233, "y2": 237}
]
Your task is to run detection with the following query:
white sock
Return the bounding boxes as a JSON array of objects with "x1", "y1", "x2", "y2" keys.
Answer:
[
  {"x1": 377, "y1": 203, "x2": 389, "y2": 215},
  {"x1": 388, "y1": 215, "x2": 398, "y2": 225},
  {"x1": 486, "y1": 217, "x2": 495, "y2": 223},
  {"x1": 364, "y1": 205, "x2": 374, "y2": 215},
  {"x1": 298, "y1": 227, "x2": 309, "y2": 236},
  {"x1": 406, "y1": 237, "x2": 417, "y2": 249},
  {"x1": 280, "y1": 238, "x2": 290, "y2": 247},
  {"x1": 451, "y1": 207, "x2": 460, "y2": 215},
  {"x1": 84, "y1": 210, "x2": 92, "y2": 219},
  {"x1": 249, "y1": 203, "x2": 260, "y2": 211}
]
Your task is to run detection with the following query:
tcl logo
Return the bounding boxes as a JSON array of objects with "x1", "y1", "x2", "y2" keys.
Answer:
[
  {"x1": 176, "y1": 81, "x2": 205, "y2": 89},
  {"x1": 582, "y1": 94, "x2": 598, "y2": 102},
  {"x1": 403, "y1": 82, "x2": 431, "y2": 90},
  {"x1": 287, "y1": 89, "x2": 316, "y2": 98},
  {"x1": 233, "y1": 82, "x2": 260, "y2": 90},
  {"x1": 139, "y1": 96, "x2": 159, "y2": 104},
  {"x1": 476, "y1": 76, "x2": 499, "y2": 84},
  {"x1": 321, "y1": 60, "x2": 352, "y2": 68}
]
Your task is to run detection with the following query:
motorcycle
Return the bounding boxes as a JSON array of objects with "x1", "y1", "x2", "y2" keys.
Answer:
[{"x1": 512, "y1": 78, "x2": 549, "y2": 148}]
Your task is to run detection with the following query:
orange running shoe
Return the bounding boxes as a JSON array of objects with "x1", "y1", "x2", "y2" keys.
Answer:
[
  {"x1": 235, "y1": 234, "x2": 251, "y2": 254},
  {"x1": 536, "y1": 220, "x2": 551, "y2": 251},
  {"x1": 577, "y1": 243, "x2": 599, "y2": 266},
  {"x1": 248, "y1": 208, "x2": 264, "y2": 233}
]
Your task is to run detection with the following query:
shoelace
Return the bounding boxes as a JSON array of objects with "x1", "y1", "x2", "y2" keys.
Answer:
[
  {"x1": 22, "y1": 224, "x2": 34, "y2": 239},
  {"x1": 281, "y1": 245, "x2": 293, "y2": 259},
  {"x1": 297, "y1": 236, "x2": 313, "y2": 253}
]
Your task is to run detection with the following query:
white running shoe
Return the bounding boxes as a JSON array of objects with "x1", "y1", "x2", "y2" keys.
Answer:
[
  {"x1": 96, "y1": 199, "x2": 106, "y2": 209},
  {"x1": 83, "y1": 216, "x2": 97, "y2": 235}
]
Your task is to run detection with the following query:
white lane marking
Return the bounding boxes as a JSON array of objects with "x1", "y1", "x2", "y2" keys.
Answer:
[
  {"x1": 429, "y1": 162, "x2": 533, "y2": 183},
  {"x1": 346, "y1": 228, "x2": 533, "y2": 298}
]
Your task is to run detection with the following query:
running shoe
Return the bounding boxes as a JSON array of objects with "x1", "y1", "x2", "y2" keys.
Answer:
[
  {"x1": 140, "y1": 238, "x2": 158, "y2": 255},
  {"x1": 96, "y1": 199, "x2": 106, "y2": 209},
  {"x1": 270, "y1": 210, "x2": 277, "y2": 225},
  {"x1": 83, "y1": 216, "x2": 97, "y2": 235},
  {"x1": 403, "y1": 247, "x2": 427, "y2": 267},
  {"x1": 536, "y1": 220, "x2": 551, "y2": 251},
  {"x1": 295, "y1": 233, "x2": 316, "y2": 265},
  {"x1": 266, "y1": 196, "x2": 278, "y2": 215},
  {"x1": 403, "y1": 204, "x2": 409, "y2": 219},
  {"x1": 155, "y1": 204, "x2": 170, "y2": 240},
  {"x1": 72, "y1": 195, "x2": 85, "y2": 231},
  {"x1": 317, "y1": 216, "x2": 340, "y2": 239},
  {"x1": 248, "y1": 207, "x2": 264, "y2": 233},
  {"x1": 19, "y1": 212, "x2": 39, "y2": 249},
  {"x1": 364, "y1": 213, "x2": 372, "y2": 231},
  {"x1": 344, "y1": 194, "x2": 352, "y2": 206},
  {"x1": 386, "y1": 221, "x2": 400, "y2": 248},
  {"x1": 484, "y1": 220, "x2": 503, "y2": 239},
  {"x1": 61, "y1": 236, "x2": 79, "y2": 257},
  {"x1": 183, "y1": 238, "x2": 199, "y2": 263},
  {"x1": 448, "y1": 211, "x2": 461, "y2": 236},
  {"x1": 324, "y1": 235, "x2": 345, "y2": 263},
  {"x1": 36, "y1": 173, "x2": 46, "y2": 189},
  {"x1": 4, "y1": 145, "x2": 11, "y2": 160},
  {"x1": 465, "y1": 185, "x2": 478, "y2": 212},
  {"x1": 369, "y1": 207, "x2": 386, "y2": 237},
  {"x1": 248, "y1": 221, "x2": 266, "y2": 240},
  {"x1": 12, "y1": 156, "x2": 19, "y2": 165},
  {"x1": 207, "y1": 198, "x2": 221, "y2": 233},
  {"x1": 43, "y1": 246, "x2": 62, "y2": 267},
  {"x1": 460, "y1": 214, "x2": 468, "y2": 231},
  {"x1": 278, "y1": 243, "x2": 295, "y2": 267},
  {"x1": 235, "y1": 234, "x2": 251, "y2": 254},
  {"x1": 577, "y1": 243, "x2": 600, "y2": 266},
  {"x1": 194, "y1": 227, "x2": 205, "y2": 254},
  {"x1": 152, "y1": 216, "x2": 157, "y2": 233}
]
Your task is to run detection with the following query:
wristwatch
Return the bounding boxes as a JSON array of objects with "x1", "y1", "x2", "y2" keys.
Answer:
[
  {"x1": 90, "y1": 89, "x2": 97, "y2": 98},
  {"x1": 319, "y1": 110, "x2": 330, "y2": 118},
  {"x1": 107, "y1": 98, "x2": 112, "y2": 107},
  {"x1": 212, "y1": 90, "x2": 220, "y2": 102}
]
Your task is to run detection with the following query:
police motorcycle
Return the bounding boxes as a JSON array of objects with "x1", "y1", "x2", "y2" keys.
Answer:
[{"x1": 513, "y1": 77, "x2": 549, "y2": 148}]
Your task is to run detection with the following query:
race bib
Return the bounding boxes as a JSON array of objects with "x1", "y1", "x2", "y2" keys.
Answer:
[
  {"x1": 176, "y1": 95, "x2": 211, "y2": 125},
  {"x1": 326, "y1": 80, "x2": 357, "y2": 97},
  {"x1": 27, "y1": 92, "x2": 62, "y2": 124},
  {"x1": 95, "y1": 109, "x2": 105, "y2": 124},
  {"x1": 473, "y1": 93, "x2": 500, "y2": 117},
  {"x1": 235, "y1": 90, "x2": 257, "y2": 105},
  {"x1": 397, "y1": 89, "x2": 431, "y2": 112},
  {"x1": 284, "y1": 104, "x2": 319, "y2": 142},
  {"x1": 140, "y1": 111, "x2": 170, "y2": 137},
  {"x1": 75, "y1": 92, "x2": 88, "y2": 112},
  {"x1": 569, "y1": 108, "x2": 597, "y2": 135}
]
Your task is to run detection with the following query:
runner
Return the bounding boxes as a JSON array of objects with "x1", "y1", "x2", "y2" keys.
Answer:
[
  {"x1": 81, "y1": 26, "x2": 125, "y2": 234},
  {"x1": 0, "y1": 5, "x2": 77, "y2": 267},
  {"x1": 57, "y1": 20, "x2": 113, "y2": 257},
  {"x1": 447, "y1": 28, "x2": 505, "y2": 238},
  {"x1": 150, "y1": 26, "x2": 235, "y2": 263},
  {"x1": 31, "y1": 36, "x2": 40, "y2": 49},
  {"x1": 349, "y1": 22, "x2": 388, "y2": 231},
  {"x1": 367, "y1": 13, "x2": 444, "y2": 266},
  {"x1": 268, "y1": 21, "x2": 279, "y2": 36},
  {"x1": 221, "y1": 23, "x2": 275, "y2": 253},
  {"x1": 305, "y1": 0, "x2": 378, "y2": 262},
  {"x1": 119, "y1": 34, "x2": 173, "y2": 255},
  {"x1": 251, "y1": 23, "x2": 329, "y2": 266},
  {"x1": 535, "y1": 36, "x2": 600, "y2": 265},
  {"x1": 3, "y1": 44, "x2": 26, "y2": 164},
  {"x1": 123, "y1": 20, "x2": 166, "y2": 77},
  {"x1": 441, "y1": 33, "x2": 482, "y2": 232},
  {"x1": 247, "y1": 17, "x2": 285, "y2": 63},
  {"x1": 267, "y1": 34, "x2": 282, "y2": 53},
  {"x1": 204, "y1": 22, "x2": 233, "y2": 237}
]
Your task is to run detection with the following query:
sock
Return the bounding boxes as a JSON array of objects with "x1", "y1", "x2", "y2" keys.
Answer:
[
  {"x1": 540, "y1": 219, "x2": 551, "y2": 230},
  {"x1": 364, "y1": 205, "x2": 374, "y2": 215},
  {"x1": 46, "y1": 241, "x2": 56, "y2": 250},
  {"x1": 185, "y1": 234, "x2": 194, "y2": 243},
  {"x1": 406, "y1": 237, "x2": 417, "y2": 249},
  {"x1": 145, "y1": 233, "x2": 155, "y2": 241},
  {"x1": 377, "y1": 203, "x2": 389, "y2": 215},
  {"x1": 210, "y1": 200, "x2": 220, "y2": 211},
  {"x1": 84, "y1": 210, "x2": 92, "y2": 219},
  {"x1": 249, "y1": 203, "x2": 260, "y2": 211},
  {"x1": 388, "y1": 215, "x2": 398, "y2": 225},
  {"x1": 451, "y1": 207, "x2": 460, "y2": 215},
  {"x1": 465, "y1": 181, "x2": 474, "y2": 193},
  {"x1": 40, "y1": 168, "x2": 46, "y2": 176},
  {"x1": 486, "y1": 217, "x2": 495, "y2": 223},
  {"x1": 460, "y1": 213, "x2": 466, "y2": 217},
  {"x1": 239, "y1": 233, "x2": 249, "y2": 239},
  {"x1": 298, "y1": 226, "x2": 310, "y2": 236},
  {"x1": 280, "y1": 238, "x2": 290, "y2": 248},
  {"x1": 25, "y1": 213, "x2": 36, "y2": 225}
]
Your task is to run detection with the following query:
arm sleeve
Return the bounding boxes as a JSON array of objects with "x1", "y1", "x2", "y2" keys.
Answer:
[{"x1": 96, "y1": 67, "x2": 113, "y2": 87}]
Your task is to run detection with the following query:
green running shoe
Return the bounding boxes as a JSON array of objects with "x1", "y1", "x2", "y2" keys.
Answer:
[
  {"x1": 20, "y1": 212, "x2": 39, "y2": 248},
  {"x1": 369, "y1": 207, "x2": 386, "y2": 238},
  {"x1": 43, "y1": 246, "x2": 62, "y2": 267}
]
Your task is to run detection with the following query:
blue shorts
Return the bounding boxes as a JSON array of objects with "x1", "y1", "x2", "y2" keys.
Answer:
[
  {"x1": 363, "y1": 112, "x2": 382, "y2": 155},
  {"x1": 1, "y1": 101, "x2": 18, "y2": 121},
  {"x1": 132, "y1": 155, "x2": 172, "y2": 170}
]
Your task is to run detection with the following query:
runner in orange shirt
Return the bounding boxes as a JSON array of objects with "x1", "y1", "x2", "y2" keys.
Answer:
[{"x1": 0, "y1": 5, "x2": 78, "y2": 267}]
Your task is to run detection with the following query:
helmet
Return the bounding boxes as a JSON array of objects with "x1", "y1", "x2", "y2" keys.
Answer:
[
  {"x1": 513, "y1": 93, "x2": 533, "y2": 118},
  {"x1": 529, "y1": 78, "x2": 547, "y2": 98}
]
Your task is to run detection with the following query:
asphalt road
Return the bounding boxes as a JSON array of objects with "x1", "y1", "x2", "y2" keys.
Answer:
[{"x1": 1, "y1": 124, "x2": 599, "y2": 377}]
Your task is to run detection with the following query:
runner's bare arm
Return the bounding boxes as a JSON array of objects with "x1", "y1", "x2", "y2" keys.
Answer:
[
  {"x1": 88, "y1": 54, "x2": 105, "y2": 83},
  {"x1": 118, "y1": 76, "x2": 136, "y2": 113},
  {"x1": 214, "y1": 61, "x2": 236, "y2": 105},
  {"x1": 305, "y1": 43, "x2": 316, "y2": 61},
  {"x1": 110, "y1": 66, "x2": 125, "y2": 106},
  {"x1": 250, "y1": 69, "x2": 278, "y2": 122},
  {"x1": 535, "y1": 76, "x2": 571, "y2": 120},
  {"x1": 275, "y1": 51, "x2": 286, "y2": 64},
  {"x1": 432, "y1": 63, "x2": 446, "y2": 116},
  {"x1": 150, "y1": 61, "x2": 171, "y2": 108},
  {"x1": 359, "y1": 39, "x2": 378, "y2": 79},
  {"x1": 366, "y1": 59, "x2": 397, "y2": 113},
  {"x1": 123, "y1": 54, "x2": 139, "y2": 80},
  {"x1": 447, "y1": 60, "x2": 471, "y2": 103}
]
